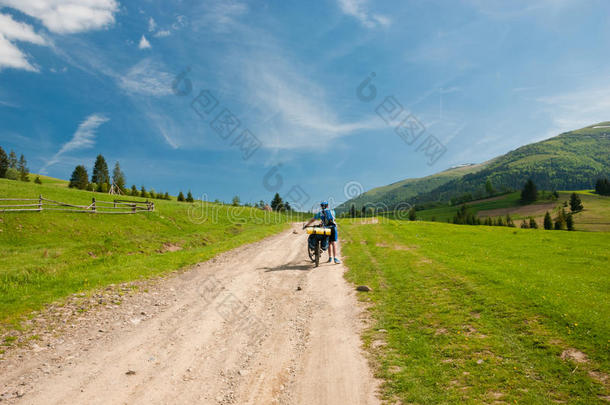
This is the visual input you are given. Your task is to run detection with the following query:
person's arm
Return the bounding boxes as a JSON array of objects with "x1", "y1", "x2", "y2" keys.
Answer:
[{"x1": 303, "y1": 218, "x2": 315, "y2": 229}]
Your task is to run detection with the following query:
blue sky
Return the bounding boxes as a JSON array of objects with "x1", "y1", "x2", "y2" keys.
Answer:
[{"x1": 1, "y1": 0, "x2": 609, "y2": 209}]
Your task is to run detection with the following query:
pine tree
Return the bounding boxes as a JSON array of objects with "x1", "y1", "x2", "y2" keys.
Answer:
[
  {"x1": 177, "y1": 191, "x2": 185, "y2": 202},
  {"x1": 554, "y1": 209, "x2": 566, "y2": 230},
  {"x1": 130, "y1": 184, "x2": 139, "y2": 196},
  {"x1": 529, "y1": 217, "x2": 538, "y2": 229},
  {"x1": 361, "y1": 206, "x2": 366, "y2": 217},
  {"x1": 271, "y1": 193, "x2": 283, "y2": 211},
  {"x1": 164, "y1": 192, "x2": 170, "y2": 200},
  {"x1": 543, "y1": 212, "x2": 552, "y2": 230},
  {"x1": 140, "y1": 186, "x2": 148, "y2": 198},
  {"x1": 0, "y1": 146, "x2": 8, "y2": 178},
  {"x1": 496, "y1": 216, "x2": 505, "y2": 226},
  {"x1": 350, "y1": 204, "x2": 356, "y2": 218},
  {"x1": 506, "y1": 213, "x2": 515, "y2": 227},
  {"x1": 595, "y1": 178, "x2": 610, "y2": 196},
  {"x1": 284, "y1": 201, "x2": 292, "y2": 211},
  {"x1": 186, "y1": 190, "x2": 194, "y2": 202},
  {"x1": 112, "y1": 162, "x2": 126, "y2": 192},
  {"x1": 8, "y1": 150, "x2": 17, "y2": 169},
  {"x1": 17, "y1": 154, "x2": 29, "y2": 181},
  {"x1": 34, "y1": 176, "x2": 42, "y2": 184},
  {"x1": 569, "y1": 192, "x2": 583, "y2": 212},
  {"x1": 520, "y1": 219, "x2": 529, "y2": 229},
  {"x1": 232, "y1": 195, "x2": 240, "y2": 206},
  {"x1": 566, "y1": 213, "x2": 574, "y2": 231},
  {"x1": 520, "y1": 179, "x2": 538, "y2": 203},
  {"x1": 69, "y1": 165, "x2": 89, "y2": 189},
  {"x1": 149, "y1": 189, "x2": 156, "y2": 199},
  {"x1": 91, "y1": 154, "x2": 110, "y2": 191}
]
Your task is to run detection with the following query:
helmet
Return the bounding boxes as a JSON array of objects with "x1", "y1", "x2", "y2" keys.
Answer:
[{"x1": 320, "y1": 201, "x2": 329, "y2": 208}]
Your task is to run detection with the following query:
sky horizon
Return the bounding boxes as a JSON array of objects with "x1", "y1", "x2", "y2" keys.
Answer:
[{"x1": 1, "y1": 0, "x2": 609, "y2": 209}]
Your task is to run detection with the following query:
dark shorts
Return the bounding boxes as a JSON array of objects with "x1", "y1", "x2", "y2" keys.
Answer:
[{"x1": 329, "y1": 226, "x2": 338, "y2": 242}]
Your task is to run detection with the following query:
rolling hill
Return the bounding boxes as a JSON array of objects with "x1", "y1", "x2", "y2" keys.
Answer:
[{"x1": 339, "y1": 123, "x2": 610, "y2": 211}]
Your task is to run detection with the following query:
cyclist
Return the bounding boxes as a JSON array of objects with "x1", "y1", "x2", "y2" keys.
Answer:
[{"x1": 303, "y1": 201, "x2": 340, "y2": 264}]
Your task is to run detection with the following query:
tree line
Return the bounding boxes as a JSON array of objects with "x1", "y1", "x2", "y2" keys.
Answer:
[
  {"x1": 595, "y1": 178, "x2": 610, "y2": 196},
  {"x1": 69, "y1": 155, "x2": 174, "y2": 200},
  {"x1": 0, "y1": 146, "x2": 32, "y2": 183}
]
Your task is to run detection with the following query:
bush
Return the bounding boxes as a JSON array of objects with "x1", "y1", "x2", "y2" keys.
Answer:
[
  {"x1": 529, "y1": 217, "x2": 538, "y2": 229},
  {"x1": 5, "y1": 167, "x2": 18, "y2": 180}
]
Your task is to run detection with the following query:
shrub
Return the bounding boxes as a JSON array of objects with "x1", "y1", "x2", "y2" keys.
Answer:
[
  {"x1": 529, "y1": 217, "x2": 538, "y2": 229},
  {"x1": 34, "y1": 176, "x2": 42, "y2": 184},
  {"x1": 5, "y1": 167, "x2": 18, "y2": 180}
]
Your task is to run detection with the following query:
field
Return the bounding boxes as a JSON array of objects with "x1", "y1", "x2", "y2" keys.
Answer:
[
  {"x1": 341, "y1": 219, "x2": 610, "y2": 404},
  {"x1": 0, "y1": 177, "x2": 294, "y2": 329},
  {"x1": 410, "y1": 191, "x2": 610, "y2": 231}
]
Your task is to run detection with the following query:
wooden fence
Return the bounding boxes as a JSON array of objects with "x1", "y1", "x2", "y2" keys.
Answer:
[{"x1": 0, "y1": 196, "x2": 154, "y2": 214}]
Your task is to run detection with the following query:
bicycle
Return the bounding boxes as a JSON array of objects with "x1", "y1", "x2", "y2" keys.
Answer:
[{"x1": 304, "y1": 225, "x2": 331, "y2": 267}]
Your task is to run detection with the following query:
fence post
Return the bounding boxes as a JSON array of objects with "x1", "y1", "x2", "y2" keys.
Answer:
[
  {"x1": 92, "y1": 197, "x2": 96, "y2": 213},
  {"x1": 132, "y1": 203, "x2": 136, "y2": 213},
  {"x1": 38, "y1": 195, "x2": 43, "y2": 212}
]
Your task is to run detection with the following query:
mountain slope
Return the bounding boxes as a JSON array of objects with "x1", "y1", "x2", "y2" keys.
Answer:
[{"x1": 341, "y1": 123, "x2": 610, "y2": 210}]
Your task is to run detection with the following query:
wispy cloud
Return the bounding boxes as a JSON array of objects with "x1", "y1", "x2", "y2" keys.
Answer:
[
  {"x1": 337, "y1": 0, "x2": 390, "y2": 28},
  {"x1": 138, "y1": 35, "x2": 152, "y2": 49},
  {"x1": 537, "y1": 85, "x2": 610, "y2": 139},
  {"x1": 41, "y1": 114, "x2": 109, "y2": 173},
  {"x1": 119, "y1": 58, "x2": 173, "y2": 96}
]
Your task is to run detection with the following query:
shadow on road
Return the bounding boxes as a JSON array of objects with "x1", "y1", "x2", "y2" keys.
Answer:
[{"x1": 262, "y1": 263, "x2": 313, "y2": 272}]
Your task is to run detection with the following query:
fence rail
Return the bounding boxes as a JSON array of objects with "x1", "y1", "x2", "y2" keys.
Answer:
[{"x1": 0, "y1": 195, "x2": 154, "y2": 214}]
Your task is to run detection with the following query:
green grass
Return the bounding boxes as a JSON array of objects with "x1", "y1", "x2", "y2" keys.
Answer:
[
  {"x1": 0, "y1": 177, "x2": 295, "y2": 328},
  {"x1": 340, "y1": 219, "x2": 610, "y2": 404}
]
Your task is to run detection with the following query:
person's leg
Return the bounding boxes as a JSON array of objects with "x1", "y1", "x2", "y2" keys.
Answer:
[{"x1": 330, "y1": 241, "x2": 336, "y2": 258}]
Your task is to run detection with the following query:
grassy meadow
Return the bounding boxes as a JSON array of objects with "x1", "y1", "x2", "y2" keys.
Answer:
[
  {"x1": 340, "y1": 219, "x2": 610, "y2": 404},
  {"x1": 407, "y1": 191, "x2": 610, "y2": 232},
  {"x1": 0, "y1": 177, "x2": 293, "y2": 328}
]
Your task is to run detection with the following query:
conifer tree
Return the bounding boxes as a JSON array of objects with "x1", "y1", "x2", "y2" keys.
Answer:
[
  {"x1": 529, "y1": 217, "x2": 538, "y2": 229},
  {"x1": 520, "y1": 219, "x2": 529, "y2": 229},
  {"x1": 69, "y1": 165, "x2": 89, "y2": 189},
  {"x1": 34, "y1": 176, "x2": 42, "y2": 184},
  {"x1": 408, "y1": 207, "x2": 416, "y2": 221},
  {"x1": 543, "y1": 212, "x2": 552, "y2": 230},
  {"x1": 164, "y1": 192, "x2": 170, "y2": 200},
  {"x1": 0, "y1": 146, "x2": 8, "y2": 178},
  {"x1": 17, "y1": 154, "x2": 29, "y2": 181},
  {"x1": 112, "y1": 161, "x2": 126, "y2": 192},
  {"x1": 177, "y1": 191, "x2": 185, "y2": 202},
  {"x1": 569, "y1": 192, "x2": 583, "y2": 212},
  {"x1": 186, "y1": 190, "x2": 194, "y2": 202},
  {"x1": 566, "y1": 213, "x2": 574, "y2": 231},
  {"x1": 91, "y1": 154, "x2": 110, "y2": 190},
  {"x1": 520, "y1": 179, "x2": 538, "y2": 203},
  {"x1": 130, "y1": 184, "x2": 139, "y2": 196},
  {"x1": 271, "y1": 193, "x2": 284, "y2": 211},
  {"x1": 8, "y1": 150, "x2": 17, "y2": 169},
  {"x1": 140, "y1": 186, "x2": 148, "y2": 198}
]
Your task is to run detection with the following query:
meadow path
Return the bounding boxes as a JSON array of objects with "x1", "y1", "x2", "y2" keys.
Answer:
[{"x1": 0, "y1": 225, "x2": 379, "y2": 405}]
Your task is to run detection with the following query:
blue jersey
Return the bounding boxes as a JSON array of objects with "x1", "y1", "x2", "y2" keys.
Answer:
[{"x1": 314, "y1": 208, "x2": 336, "y2": 227}]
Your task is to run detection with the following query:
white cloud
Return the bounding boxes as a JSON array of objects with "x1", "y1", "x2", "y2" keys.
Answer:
[
  {"x1": 118, "y1": 58, "x2": 173, "y2": 96},
  {"x1": 337, "y1": 0, "x2": 390, "y2": 28},
  {"x1": 138, "y1": 35, "x2": 151, "y2": 49},
  {"x1": 537, "y1": 85, "x2": 610, "y2": 139},
  {"x1": 41, "y1": 114, "x2": 109, "y2": 173},
  {"x1": 0, "y1": 0, "x2": 119, "y2": 34},
  {"x1": 237, "y1": 51, "x2": 384, "y2": 150},
  {"x1": 0, "y1": 13, "x2": 46, "y2": 71},
  {"x1": 154, "y1": 30, "x2": 171, "y2": 38},
  {"x1": 148, "y1": 17, "x2": 156, "y2": 32}
]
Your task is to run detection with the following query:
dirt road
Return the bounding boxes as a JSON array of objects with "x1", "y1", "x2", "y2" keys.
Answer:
[{"x1": 0, "y1": 226, "x2": 380, "y2": 404}]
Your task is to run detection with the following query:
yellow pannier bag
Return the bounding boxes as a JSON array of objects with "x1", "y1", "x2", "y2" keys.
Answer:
[{"x1": 306, "y1": 227, "x2": 331, "y2": 235}]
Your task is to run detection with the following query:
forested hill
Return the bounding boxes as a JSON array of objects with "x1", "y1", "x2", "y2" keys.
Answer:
[{"x1": 339, "y1": 122, "x2": 610, "y2": 211}]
